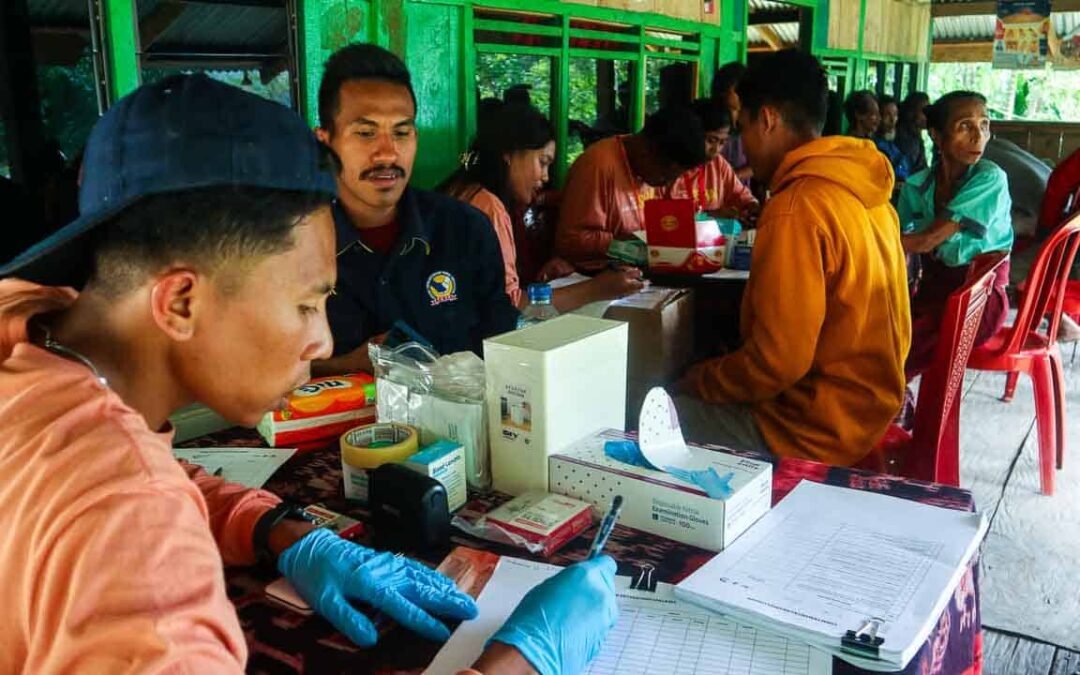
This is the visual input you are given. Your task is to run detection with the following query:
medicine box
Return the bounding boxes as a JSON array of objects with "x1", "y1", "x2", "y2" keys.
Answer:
[
  {"x1": 484, "y1": 315, "x2": 628, "y2": 495},
  {"x1": 258, "y1": 374, "x2": 377, "y2": 447},
  {"x1": 485, "y1": 492, "x2": 595, "y2": 556},
  {"x1": 644, "y1": 199, "x2": 727, "y2": 274},
  {"x1": 404, "y1": 440, "x2": 468, "y2": 512},
  {"x1": 549, "y1": 429, "x2": 772, "y2": 551}
]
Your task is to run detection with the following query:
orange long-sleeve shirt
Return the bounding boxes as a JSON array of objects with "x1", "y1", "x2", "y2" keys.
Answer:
[
  {"x1": 684, "y1": 137, "x2": 911, "y2": 466},
  {"x1": 0, "y1": 279, "x2": 280, "y2": 674},
  {"x1": 555, "y1": 136, "x2": 649, "y2": 272},
  {"x1": 643, "y1": 153, "x2": 758, "y2": 214}
]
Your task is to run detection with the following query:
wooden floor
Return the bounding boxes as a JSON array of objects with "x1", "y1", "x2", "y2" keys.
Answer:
[
  {"x1": 968, "y1": 339, "x2": 1080, "y2": 675},
  {"x1": 983, "y1": 629, "x2": 1079, "y2": 675}
]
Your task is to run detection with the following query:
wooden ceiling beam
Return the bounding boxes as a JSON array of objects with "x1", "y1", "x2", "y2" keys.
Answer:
[
  {"x1": 931, "y1": 40, "x2": 993, "y2": 62},
  {"x1": 757, "y1": 25, "x2": 786, "y2": 51}
]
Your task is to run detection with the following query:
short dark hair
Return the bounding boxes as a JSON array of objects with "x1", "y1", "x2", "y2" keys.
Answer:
[
  {"x1": 88, "y1": 186, "x2": 331, "y2": 296},
  {"x1": 691, "y1": 98, "x2": 732, "y2": 133},
  {"x1": 843, "y1": 90, "x2": 878, "y2": 125},
  {"x1": 924, "y1": 91, "x2": 987, "y2": 135},
  {"x1": 318, "y1": 43, "x2": 416, "y2": 131},
  {"x1": 712, "y1": 61, "x2": 748, "y2": 100},
  {"x1": 737, "y1": 50, "x2": 828, "y2": 135},
  {"x1": 899, "y1": 91, "x2": 930, "y2": 132},
  {"x1": 879, "y1": 94, "x2": 898, "y2": 110},
  {"x1": 439, "y1": 103, "x2": 555, "y2": 211},
  {"x1": 641, "y1": 106, "x2": 708, "y2": 169}
]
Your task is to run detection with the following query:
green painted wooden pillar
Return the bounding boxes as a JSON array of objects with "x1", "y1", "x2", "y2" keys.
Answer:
[{"x1": 99, "y1": 0, "x2": 140, "y2": 102}]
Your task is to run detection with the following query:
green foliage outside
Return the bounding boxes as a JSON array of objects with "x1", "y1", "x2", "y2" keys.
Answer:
[{"x1": 928, "y1": 62, "x2": 1080, "y2": 121}]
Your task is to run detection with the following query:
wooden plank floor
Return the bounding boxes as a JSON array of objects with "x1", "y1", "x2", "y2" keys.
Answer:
[
  {"x1": 970, "y1": 341, "x2": 1080, "y2": 675},
  {"x1": 983, "y1": 628, "x2": 1080, "y2": 675}
]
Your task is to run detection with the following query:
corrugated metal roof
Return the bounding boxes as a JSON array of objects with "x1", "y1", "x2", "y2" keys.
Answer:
[
  {"x1": 148, "y1": 5, "x2": 286, "y2": 53},
  {"x1": 28, "y1": 0, "x2": 87, "y2": 24},
  {"x1": 748, "y1": 0, "x2": 792, "y2": 11},
  {"x1": 933, "y1": 11, "x2": 1080, "y2": 41},
  {"x1": 747, "y1": 22, "x2": 800, "y2": 46}
]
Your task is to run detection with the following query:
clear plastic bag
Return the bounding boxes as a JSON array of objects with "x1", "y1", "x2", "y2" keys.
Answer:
[{"x1": 371, "y1": 342, "x2": 491, "y2": 492}]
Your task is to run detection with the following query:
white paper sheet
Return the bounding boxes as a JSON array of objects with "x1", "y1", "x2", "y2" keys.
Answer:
[
  {"x1": 172, "y1": 446, "x2": 296, "y2": 488},
  {"x1": 637, "y1": 387, "x2": 695, "y2": 469},
  {"x1": 675, "y1": 481, "x2": 988, "y2": 671},
  {"x1": 426, "y1": 556, "x2": 831, "y2": 675}
]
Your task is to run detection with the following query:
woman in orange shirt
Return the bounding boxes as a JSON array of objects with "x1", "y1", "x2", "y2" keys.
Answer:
[{"x1": 440, "y1": 102, "x2": 643, "y2": 311}]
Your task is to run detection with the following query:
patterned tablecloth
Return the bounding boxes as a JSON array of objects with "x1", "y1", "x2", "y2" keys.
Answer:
[{"x1": 183, "y1": 429, "x2": 983, "y2": 675}]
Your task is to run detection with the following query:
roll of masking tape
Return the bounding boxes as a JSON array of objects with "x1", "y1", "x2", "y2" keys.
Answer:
[{"x1": 340, "y1": 422, "x2": 419, "y2": 502}]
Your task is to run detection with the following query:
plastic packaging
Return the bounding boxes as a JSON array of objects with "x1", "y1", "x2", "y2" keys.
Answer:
[{"x1": 371, "y1": 342, "x2": 491, "y2": 491}]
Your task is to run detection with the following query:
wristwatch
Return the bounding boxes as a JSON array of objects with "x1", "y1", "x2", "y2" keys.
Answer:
[{"x1": 253, "y1": 502, "x2": 315, "y2": 567}]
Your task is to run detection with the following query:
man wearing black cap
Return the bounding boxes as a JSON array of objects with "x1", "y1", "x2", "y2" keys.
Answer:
[
  {"x1": 312, "y1": 44, "x2": 519, "y2": 375},
  {"x1": 0, "y1": 76, "x2": 616, "y2": 673}
]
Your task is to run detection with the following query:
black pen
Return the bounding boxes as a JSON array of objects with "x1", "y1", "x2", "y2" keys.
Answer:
[{"x1": 587, "y1": 495, "x2": 624, "y2": 559}]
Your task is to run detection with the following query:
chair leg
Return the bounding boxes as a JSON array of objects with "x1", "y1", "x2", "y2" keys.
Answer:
[
  {"x1": 1031, "y1": 359, "x2": 1057, "y2": 496},
  {"x1": 1050, "y1": 349, "x2": 1067, "y2": 471},
  {"x1": 1003, "y1": 371, "x2": 1020, "y2": 402}
]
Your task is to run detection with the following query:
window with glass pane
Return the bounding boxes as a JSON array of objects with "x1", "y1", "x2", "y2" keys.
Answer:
[
  {"x1": 136, "y1": 0, "x2": 297, "y2": 108},
  {"x1": 865, "y1": 63, "x2": 879, "y2": 92},
  {"x1": 883, "y1": 64, "x2": 898, "y2": 99},
  {"x1": 475, "y1": 53, "x2": 554, "y2": 120},
  {"x1": 900, "y1": 63, "x2": 912, "y2": 98},
  {"x1": 566, "y1": 57, "x2": 634, "y2": 165}
]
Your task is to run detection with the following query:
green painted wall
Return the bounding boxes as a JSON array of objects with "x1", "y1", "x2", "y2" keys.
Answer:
[{"x1": 299, "y1": 0, "x2": 374, "y2": 127}]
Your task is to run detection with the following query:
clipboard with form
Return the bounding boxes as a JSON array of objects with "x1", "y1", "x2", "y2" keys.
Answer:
[{"x1": 673, "y1": 480, "x2": 988, "y2": 672}]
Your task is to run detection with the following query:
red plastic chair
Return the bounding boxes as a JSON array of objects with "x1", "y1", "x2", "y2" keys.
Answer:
[
  {"x1": 966, "y1": 215, "x2": 1080, "y2": 496},
  {"x1": 876, "y1": 254, "x2": 1005, "y2": 485}
]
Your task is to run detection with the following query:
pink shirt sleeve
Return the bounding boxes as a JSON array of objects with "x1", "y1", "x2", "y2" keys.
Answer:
[
  {"x1": 180, "y1": 460, "x2": 280, "y2": 566},
  {"x1": 706, "y1": 155, "x2": 757, "y2": 212},
  {"x1": 467, "y1": 189, "x2": 524, "y2": 307}
]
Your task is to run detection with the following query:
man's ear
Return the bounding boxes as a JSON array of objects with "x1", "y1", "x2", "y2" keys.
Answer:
[
  {"x1": 315, "y1": 126, "x2": 331, "y2": 145},
  {"x1": 760, "y1": 105, "x2": 783, "y2": 135},
  {"x1": 148, "y1": 268, "x2": 202, "y2": 342}
]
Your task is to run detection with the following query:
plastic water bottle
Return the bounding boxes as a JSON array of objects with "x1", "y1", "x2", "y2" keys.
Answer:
[{"x1": 518, "y1": 283, "x2": 559, "y2": 327}]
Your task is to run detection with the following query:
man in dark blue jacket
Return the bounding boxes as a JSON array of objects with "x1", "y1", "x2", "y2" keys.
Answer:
[{"x1": 313, "y1": 44, "x2": 519, "y2": 375}]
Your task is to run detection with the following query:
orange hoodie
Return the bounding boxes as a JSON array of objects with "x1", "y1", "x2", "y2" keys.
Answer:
[{"x1": 686, "y1": 137, "x2": 911, "y2": 466}]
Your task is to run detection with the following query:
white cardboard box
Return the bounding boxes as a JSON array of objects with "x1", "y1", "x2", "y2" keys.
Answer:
[
  {"x1": 484, "y1": 315, "x2": 628, "y2": 495},
  {"x1": 549, "y1": 429, "x2": 772, "y2": 551}
]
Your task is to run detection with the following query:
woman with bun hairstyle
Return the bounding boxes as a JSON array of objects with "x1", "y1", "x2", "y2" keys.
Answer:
[{"x1": 896, "y1": 90, "x2": 1013, "y2": 378}]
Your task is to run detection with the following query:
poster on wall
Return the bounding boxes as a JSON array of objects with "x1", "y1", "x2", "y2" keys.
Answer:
[{"x1": 993, "y1": 0, "x2": 1051, "y2": 69}]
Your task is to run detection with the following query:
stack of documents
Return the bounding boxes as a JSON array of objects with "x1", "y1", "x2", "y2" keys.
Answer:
[
  {"x1": 428, "y1": 556, "x2": 831, "y2": 675},
  {"x1": 674, "y1": 481, "x2": 987, "y2": 671}
]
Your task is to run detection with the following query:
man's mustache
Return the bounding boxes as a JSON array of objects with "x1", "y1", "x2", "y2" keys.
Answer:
[{"x1": 360, "y1": 165, "x2": 406, "y2": 180}]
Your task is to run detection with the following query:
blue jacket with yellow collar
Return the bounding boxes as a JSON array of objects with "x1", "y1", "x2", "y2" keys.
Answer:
[{"x1": 328, "y1": 186, "x2": 520, "y2": 357}]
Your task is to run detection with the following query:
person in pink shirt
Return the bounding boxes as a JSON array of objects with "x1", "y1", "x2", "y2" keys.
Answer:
[
  {"x1": 644, "y1": 98, "x2": 759, "y2": 220},
  {"x1": 440, "y1": 102, "x2": 643, "y2": 310},
  {"x1": 0, "y1": 75, "x2": 616, "y2": 675},
  {"x1": 555, "y1": 106, "x2": 708, "y2": 272}
]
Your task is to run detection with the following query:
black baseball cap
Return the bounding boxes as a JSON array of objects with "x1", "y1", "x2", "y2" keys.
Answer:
[{"x1": 0, "y1": 74, "x2": 337, "y2": 287}]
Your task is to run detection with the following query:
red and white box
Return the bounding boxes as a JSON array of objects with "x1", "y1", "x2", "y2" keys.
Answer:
[
  {"x1": 257, "y1": 374, "x2": 377, "y2": 447},
  {"x1": 484, "y1": 492, "x2": 595, "y2": 556},
  {"x1": 644, "y1": 198, "x2": 726, "y2": 274}
]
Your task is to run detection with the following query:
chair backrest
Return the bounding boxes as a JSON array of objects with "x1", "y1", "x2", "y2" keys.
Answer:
[
  {"x1": 1005, "y1": 213, "x2": 1080, "y2": 351},
  {"x1": 908, "y1": 253, "x2": 1007, "y2": 484}
]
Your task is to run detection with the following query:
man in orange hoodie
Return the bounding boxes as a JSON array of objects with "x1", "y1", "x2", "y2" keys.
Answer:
[{"x1": 676, "y1": 50, "x2": 911, "y2": 467}]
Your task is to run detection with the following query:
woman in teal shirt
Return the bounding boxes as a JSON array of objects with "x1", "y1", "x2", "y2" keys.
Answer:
[{"x1": 896, "y1": 91, "x2": 1013, "y2": 378}]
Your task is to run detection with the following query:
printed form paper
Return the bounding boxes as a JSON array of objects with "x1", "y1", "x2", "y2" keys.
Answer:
[
  {"x1": 172, "y1": 447, "x2": 296, "y2": 488},
  {"x1": 426, "y1": 556, "x2": 830, "y2": 675},
  {"x1": 675, "y1": 481, "x2": 987, "y2": 671}
]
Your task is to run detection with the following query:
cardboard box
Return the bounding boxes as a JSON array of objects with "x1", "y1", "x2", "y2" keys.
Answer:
[
  {"x1": 484, "y1": 315, "x2": 628, "y2": 495},
  {"x1": 257, "y1": 374, "x2": 377, "y2": 447},
  {"x1": 645, "y1": 199, "x2": 727, "y2": 274},
  {"x1": 603, "y1": 287, "x2": 695, "y2": 424},
  {"x1": 404, "y1": 440, "x2": 468, "y2": 512},
  {"x1": 549, "y1": 429, "x2": 772, "y2": 551}
]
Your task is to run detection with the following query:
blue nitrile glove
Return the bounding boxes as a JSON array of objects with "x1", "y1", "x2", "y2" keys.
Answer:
[
  {"x1": 277, "y1": 528, "x2": 478, "y2": 647},
  {"x1": 489, "y1": 555, "x2": 619, "y2": 675}
]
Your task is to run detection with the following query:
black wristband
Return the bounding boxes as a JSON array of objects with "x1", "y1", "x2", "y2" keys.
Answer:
[{"x1": 253, "y1": 502, "x2": 313, "y2": 567}]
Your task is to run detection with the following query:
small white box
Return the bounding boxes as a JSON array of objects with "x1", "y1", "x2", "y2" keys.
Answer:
[
  {"x1": 549, "y1": 429, "x2": 772, "y2": 551},
  {"x1": 404, "y1": 440, "x2": 468, "y2": 512},
  {"x1": 484, "y1": 315, "x2": 628, "y2": 495}
]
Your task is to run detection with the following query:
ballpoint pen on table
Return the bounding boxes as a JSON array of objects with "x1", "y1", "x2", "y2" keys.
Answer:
[{"x1": 587, "y1": 495, "x2": 624, "y2": 559}]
